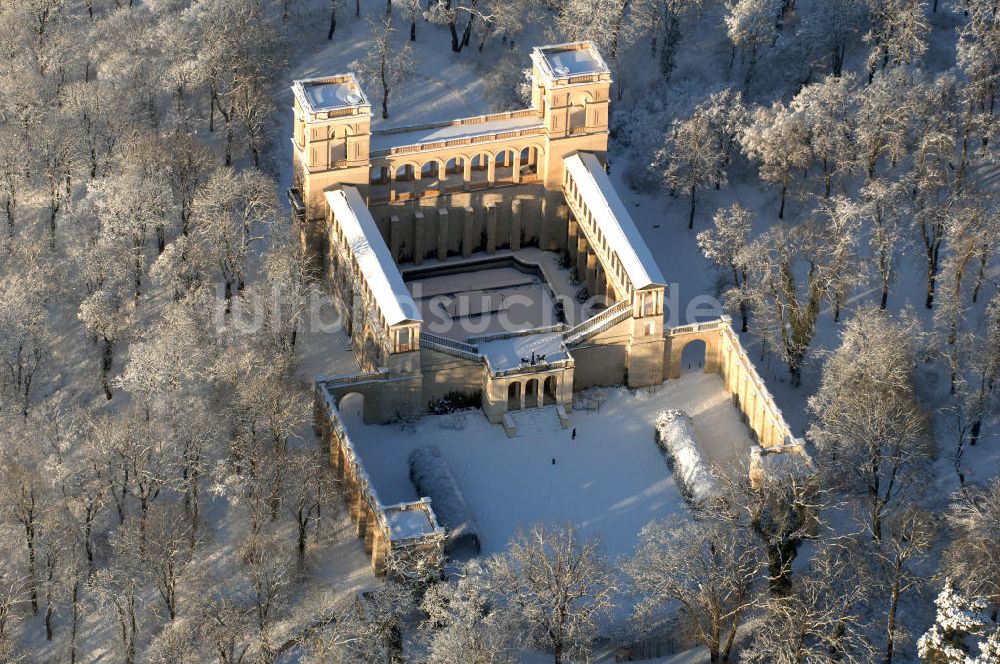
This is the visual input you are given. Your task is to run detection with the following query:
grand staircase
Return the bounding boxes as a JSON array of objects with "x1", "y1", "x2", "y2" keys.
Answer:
[{"x1": 504, "y1": 406, "x2": 568, "y2": 438}]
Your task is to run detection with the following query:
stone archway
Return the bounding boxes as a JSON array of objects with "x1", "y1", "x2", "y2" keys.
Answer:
[
  {"x1": 525, "y1": 379, "x2": 540, "y2": 409},
  {"x1": 507, "y1": 381, "x2": 521, "y2": 411},
  {"x1": 665, "y1": 325, "x2": 724, "y2": 380},
  {"x1": 494, "y1": 149, "x2": 516, "y2": 183},
  {"x1": 543, "y1": 376, "x2": 557, "y2": 406},
  {"x1": 337, "y1": 392, "x2": 365, "y2": 426},
  {"x1": 680, "y1": 339, "x2": 707, "y2": 376}
]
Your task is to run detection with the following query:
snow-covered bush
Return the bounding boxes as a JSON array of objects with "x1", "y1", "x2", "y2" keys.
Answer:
[
  {"x1": 438, "y1": 412, "x2": 467, "y2": 430},
  {"x1": 917, "y1": 579, "x2": 1000, "y2": 664},
  {"x1": 655, "y1": 409, "x2": 715, "y2": 504},
  {"x1": 409, "y1": 446, "x2": 480, "y2": 555}
]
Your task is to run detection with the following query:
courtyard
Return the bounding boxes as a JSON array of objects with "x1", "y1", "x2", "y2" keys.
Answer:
[
  {"x1": 401, "y1": 248, "x2": 596, "y2": 341},
  {"x1": 342, "y1": 371, "x2": 755, "y2": 557}
]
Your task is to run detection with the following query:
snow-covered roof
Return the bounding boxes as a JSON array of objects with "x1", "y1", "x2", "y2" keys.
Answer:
[
  {"x1": 478, "y1": 332, "x2": 570, "y2": 373},
  {"x1": 325, "y1": 187, "x2": 422, "y2": 326},
  {"x1": 385, "y1": 508, "x2": 435, "y2": 541},
  {"x1": 370, "y1": 115, "x2": 543, "y2": 154},
  {"x1": 533, "y1": 42, "x2": 610, "y2": 80},
  {"x1": 292, "y1": 74, "x2": 369, "y2": 115},
  {"x1": 563, "y1": 152, "x2": 666, "y2": 290}
]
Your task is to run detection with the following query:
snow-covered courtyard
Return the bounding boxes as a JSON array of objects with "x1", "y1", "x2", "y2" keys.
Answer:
[{"x1": 345, "y1": 371, "x2": 754, "y2": 557}]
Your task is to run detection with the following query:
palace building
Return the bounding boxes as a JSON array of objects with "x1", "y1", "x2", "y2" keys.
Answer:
[{"x1": 293, "y1": 42, "x2": 810, "y2": 575}]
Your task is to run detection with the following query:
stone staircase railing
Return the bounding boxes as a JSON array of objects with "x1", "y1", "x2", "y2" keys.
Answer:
[
  {"x1": 420, "y1": 333, "x2": 483, "y2": 363},
  {"x1": 563, "y1": 301, "x2": 632, "y2": 347}
]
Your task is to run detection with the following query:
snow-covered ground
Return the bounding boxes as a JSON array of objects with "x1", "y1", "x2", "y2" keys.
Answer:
[{"x1": 347, "y1": 371, "x2": 754, "y2": 558}]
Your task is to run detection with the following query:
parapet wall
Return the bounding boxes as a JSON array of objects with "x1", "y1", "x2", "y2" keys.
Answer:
[
  {"x1": 666, "y1": 317, "x2": 802, "y2": 450},
  {"x1": 314, "y1": 381, "x2": 445, "y2": 576}
]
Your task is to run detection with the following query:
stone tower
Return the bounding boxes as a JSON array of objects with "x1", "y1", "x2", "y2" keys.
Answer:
[
  {"x1": 290, "y1": 73, "x2": 372, "y2": 233},
  {"x1": 529, "y1": 42, "x2": 613, "y2": 190}
]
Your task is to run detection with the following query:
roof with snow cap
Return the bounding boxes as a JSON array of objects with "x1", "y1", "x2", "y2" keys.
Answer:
[
  {"x1": 292, "y1": 73, "x2": 370, "y2": 115},
  {"x1": 532, "y1": 41, "x2": 610, "y2": 80},
  {"x1": 325, "y1": 187, "x2": 422, "y2": 327},
  {"x1": 563, "y1": 152, "x2": 666, "y2": 291}
]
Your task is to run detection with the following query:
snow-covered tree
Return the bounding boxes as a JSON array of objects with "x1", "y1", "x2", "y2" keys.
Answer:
[
  {"x1": 865, "y1": 0, "x2": 931, "y2": 80},
  {"x1": 808, "y1": 307, "x2": 933, "y2": 541},
  {"x1": 698, "y1": 202, "x2": 753, "y2": 331},
  {"x1": 724, "y1": 0, "x2": 783, "y2": 87},
  {"x1": 656, "y1": 109, "x2": 728, "y2": 229},
  {"x1": 77, "y1": 257, "x2": 134, "y2": 401},
  {"x1": 941, "y1": 479, "x2": 1000, "y2": 611},
  {"x1": 815, "y1": 195, "x2": 863, "y2": 322},
  {"x1": 186, "y1": 167, "x2": 279, "y2": 307},
  {"x1": 873, "y1": 506, "x2": 936, "y2": 664},
  {"x1": 0, "y1": 262, "x2": 52, "y2": 418},
  {"x1": 735, "y1": 221, "x2": 825, "y2": 385},
  {"x1": 486, "y1": 524, "x2": 617, "y2": 664},
  {"x1": 740, "y1": 101, "x2": 811, "y2": 219},
  {"x1": 862, "y1": 177, "x2": 910, "y2": 309},
  {"x1": 742, "y1": 538, "x2": 877, "y2": 664},
  {"x1": 628, "y1": 514, "x2": 764, "y2": 663},
  {"x1": 918, "y1": 579, "x2": 1000, "y2": 663},
  {"x1": 953, "y1": 0, "x2": 1000, "y2": 154},
  {"x1": 854, "y1": 68, "x2": 915, "y2": 184},
  {"x1": 421, "y1": 566, "x2": 517, "y2": 664},
  {"x1": 635, "y1": 0, "x2": 704, "y2": 80},
  {"x1": 791, "y1": 73, "x2": 857, "y2": 197},
  {"x1": 799, "y1": 0, "x2": 867, "y2": 77}
]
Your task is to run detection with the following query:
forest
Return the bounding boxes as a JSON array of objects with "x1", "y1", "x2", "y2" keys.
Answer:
[{"x1": 0, "y1": 0, "x2": 999, "y2": 662}]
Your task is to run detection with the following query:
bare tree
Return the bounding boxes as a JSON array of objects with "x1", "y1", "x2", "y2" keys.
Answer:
[
  {"x1": 871, "y1": 506, "x2": 935, "y2": 664},
  {"x1": 698, "y1": 202, "x2": 753, "y2": 331},
  {"x1": 742, "y1": 538, "x2": 877, "y2": 663},
  {"x1": 421, "y1": 566, "x2": 517, "y2": 664},
  {"x1": 656, "y1": 109, "x2": 728, "y2": 229},
  {"x1": 486, "y1": 524, "x2": 617, "y2": 664},
  {"x1": 941, "y1": 479, "x2": 1000, "y2": 613},
  {"x1": 628, "y1": 515, "x2": 764, "y2": 663},
  {"x1": 808, "y1": 307, "x2": 933, "y2": 541},
  {"x1": 353, "y1": 16, "x2": 417, "y2": 120},
  {"x1": 736, "y1": 222, "x2": 826, "y2": 386}
]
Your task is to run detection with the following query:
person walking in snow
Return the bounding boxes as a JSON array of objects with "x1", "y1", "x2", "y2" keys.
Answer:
[{"x1": 571, "y1": 428, "x2": 577, "y2": 440}]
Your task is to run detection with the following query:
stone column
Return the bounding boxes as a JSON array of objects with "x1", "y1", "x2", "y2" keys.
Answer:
[
  {"x1": 389, "y1": 168, "x2": 397, "y2": 202},
  {"x1": 329, "y1": 434, "x2": 340, "y2": 473},
  {"x1": 363, "y1": 507, "x2": 377, "y2": 553},
  {"x1": 512, "y1": 149, "x2": 522, "y2": 184},
  {"x1": 567, "y1": 217, "x2": 579, "y2": 262},
  {"x1": 510, "y1": 199, "x2": 522, "y2": 251},
  {"x1": 413, "y1": 211, "x2": 425, "y2": 265},
  {"x1": 438, "y1": 161, "x2": 447, "y2": 181},
  {"x1": 586, "y1": 250, "x2": 598, "y2": 295},
  {"x1": 487, "y1": 155, "x2": 496, "y2": 184},
  {"x1": 485, "y1": 204, "x2": 497, "y2": 255},
  {"x1": 389, "y1": 215, "x2": 402, "y2": 262},
  {"x1": 576, "y1": 236, "x2": 588, "y2": 282},
  {"x1": 437, "y1": 209, "x2": 449, "y2": 261},
  {"x1": 463, "y1": 157, "x2": 472, "y2": 189},
  {"x1": 371, "y1": 530, "x2": 388, "y2": 575},
  {"x1": 520, "y1": 381, "x2": 526, "y2": 411},
  {"x1": 462, "y1": 206, "x2": 475, "y2": 258}
]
